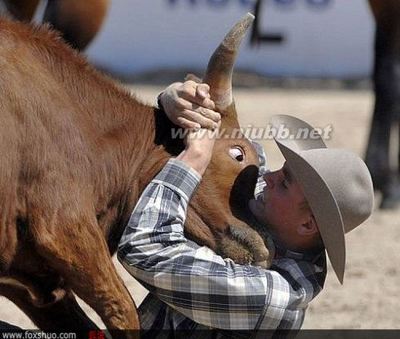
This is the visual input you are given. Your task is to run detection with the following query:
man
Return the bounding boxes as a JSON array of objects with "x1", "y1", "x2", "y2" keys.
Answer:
[{"x1": 118, "y1": 80, "x2": 374, "y2": 336}]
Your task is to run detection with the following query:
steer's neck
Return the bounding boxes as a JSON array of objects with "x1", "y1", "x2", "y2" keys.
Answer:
[
  {"x1": 79, "y1": 83, "x2": 185, "y2": 254},
  {"x1": 87, "y1": 89, "x2": 164, "y2": 247}
]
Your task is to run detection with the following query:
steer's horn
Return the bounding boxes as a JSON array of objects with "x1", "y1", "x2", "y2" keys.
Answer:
[{"x1": 204, "y1": 13, "x2": 254, "y2": 111}]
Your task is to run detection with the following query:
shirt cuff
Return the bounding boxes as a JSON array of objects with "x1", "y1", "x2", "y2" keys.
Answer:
[{"x1": 152, "y1": 158, "x2": 202, "y2": 202}]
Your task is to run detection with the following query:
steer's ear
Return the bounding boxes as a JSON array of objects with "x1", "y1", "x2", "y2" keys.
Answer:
[{"x1": 203, "y1": 13, "x2": 254, "y2": 120}]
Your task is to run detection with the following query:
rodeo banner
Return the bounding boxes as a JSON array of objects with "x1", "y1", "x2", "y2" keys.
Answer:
[{"x1": 81, "y1": 0, "x2": 374, "y2": 77}]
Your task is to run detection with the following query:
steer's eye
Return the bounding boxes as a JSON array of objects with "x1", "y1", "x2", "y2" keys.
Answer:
[{"x1": 229, "y1": 147, "x2": 245, "y2": 162}]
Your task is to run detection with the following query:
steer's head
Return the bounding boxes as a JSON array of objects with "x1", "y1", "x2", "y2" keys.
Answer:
[{"x1": 143, "y1": 14, "x2": 273, "y2": 267}]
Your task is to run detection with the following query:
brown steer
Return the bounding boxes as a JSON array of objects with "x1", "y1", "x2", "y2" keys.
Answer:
[{"x1": 0, "y1": 14, "x2": 271, "y2": 333}]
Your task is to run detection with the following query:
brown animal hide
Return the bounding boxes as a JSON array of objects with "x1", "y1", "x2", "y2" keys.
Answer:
[{"x1": 0, "y1": 14, "x2": 271, "y2": 333}]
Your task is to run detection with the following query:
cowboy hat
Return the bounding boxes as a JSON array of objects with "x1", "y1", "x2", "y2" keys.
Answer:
[{"x1": 270, "y1": 115, "x2": 374, "y2": 284}]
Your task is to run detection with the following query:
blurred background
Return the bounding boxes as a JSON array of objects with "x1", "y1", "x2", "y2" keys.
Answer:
[
  {"x1": 85, "y1": 0, "x2": 373, "y2": 79},
  {"x1": 81, "y1": 0, "x2": 375, "y2": 84},
  {"x1": 0, "y1": 0, "x2": 399, "y2": 331}
]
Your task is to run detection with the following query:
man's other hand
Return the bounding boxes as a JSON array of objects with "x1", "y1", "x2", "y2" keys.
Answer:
[{"x1": 160, "y1": 80, "x2": 221, "y2": 130}]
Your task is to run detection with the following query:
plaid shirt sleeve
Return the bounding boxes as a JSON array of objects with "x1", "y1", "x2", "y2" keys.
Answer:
[{"x1": 118, "y1": 158, "x2": 323, "y2": 331}]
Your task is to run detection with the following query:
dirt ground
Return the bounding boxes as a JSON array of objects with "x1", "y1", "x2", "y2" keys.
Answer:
[{"x1": 1, "y1": 85, "x2": 399, "y2": 329}]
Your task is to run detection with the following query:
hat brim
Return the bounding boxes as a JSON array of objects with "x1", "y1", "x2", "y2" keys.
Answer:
[{"x1": 270, "y1": 115, "x2": 346, "y2": 284}]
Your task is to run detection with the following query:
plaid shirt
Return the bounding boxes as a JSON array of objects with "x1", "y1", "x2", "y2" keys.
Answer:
[{"x1": 118, "y1": 143, "x2": 326, "y2": 338}]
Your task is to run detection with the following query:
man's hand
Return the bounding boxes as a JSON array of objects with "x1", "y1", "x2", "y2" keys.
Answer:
[
  {"x1": 177, "y1": 121, "x2": 221, "y2": 176},
  {"x1": 160, "y1": 80, "x2": 221, "y2": 130}
]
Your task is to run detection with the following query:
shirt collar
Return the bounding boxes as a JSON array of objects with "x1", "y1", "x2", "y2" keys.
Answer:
[{"x1": 274, "y1": 244, "x2": 324, "y2": 264}]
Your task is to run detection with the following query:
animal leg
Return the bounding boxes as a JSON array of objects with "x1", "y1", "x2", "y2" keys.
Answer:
[
  {"x1": 30, "y1": 215, "x2": 139, "y2": 335},
  {"x1": 365, "y1": 26, "x2": 394, "y2": 190},
  {"x1": 3, "y1": 0, "x2": 40, "y2": 21},
  {"x1": 0, "y1": 282, "x2": 98, "y2": 331},
  {"x1": 366, "y1": 0, "x2": 400, "y2": 208},
  {"x1": 43, "y1": 0, "x2": 110, "y2": 51}
]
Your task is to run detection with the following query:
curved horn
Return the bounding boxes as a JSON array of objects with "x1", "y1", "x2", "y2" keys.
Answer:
[{"x1": 204, "y1": 13, "x2": 254, "y2": 111}]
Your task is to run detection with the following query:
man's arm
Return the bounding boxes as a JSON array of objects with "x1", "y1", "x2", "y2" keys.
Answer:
[{"x1": 118, "y1": 158, "x2": 306, "y2": 330}]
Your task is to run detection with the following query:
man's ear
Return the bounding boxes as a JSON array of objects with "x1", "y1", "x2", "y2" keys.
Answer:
[{"x1": 298, "y1": 214, "x2": 318, "y2": 236}]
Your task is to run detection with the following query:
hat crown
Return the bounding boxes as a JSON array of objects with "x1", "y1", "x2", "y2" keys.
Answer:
[{"x1": 299, "y1": 149, "x2": 374, "y2": 233}]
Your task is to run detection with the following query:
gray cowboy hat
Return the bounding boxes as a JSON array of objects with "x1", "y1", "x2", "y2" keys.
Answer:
[{"x1": 270, "y1": 115, "x2": 374, "y2": 284}]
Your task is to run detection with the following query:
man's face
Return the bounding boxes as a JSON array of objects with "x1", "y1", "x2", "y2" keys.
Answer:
[{"x1": 249, "y1": 162, "x2": 311, "y2": 244}]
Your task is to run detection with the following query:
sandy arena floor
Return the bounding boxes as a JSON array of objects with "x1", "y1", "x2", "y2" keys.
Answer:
[{"x1": 1, "y1": 85, "x2": 399, "y2": 329}]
